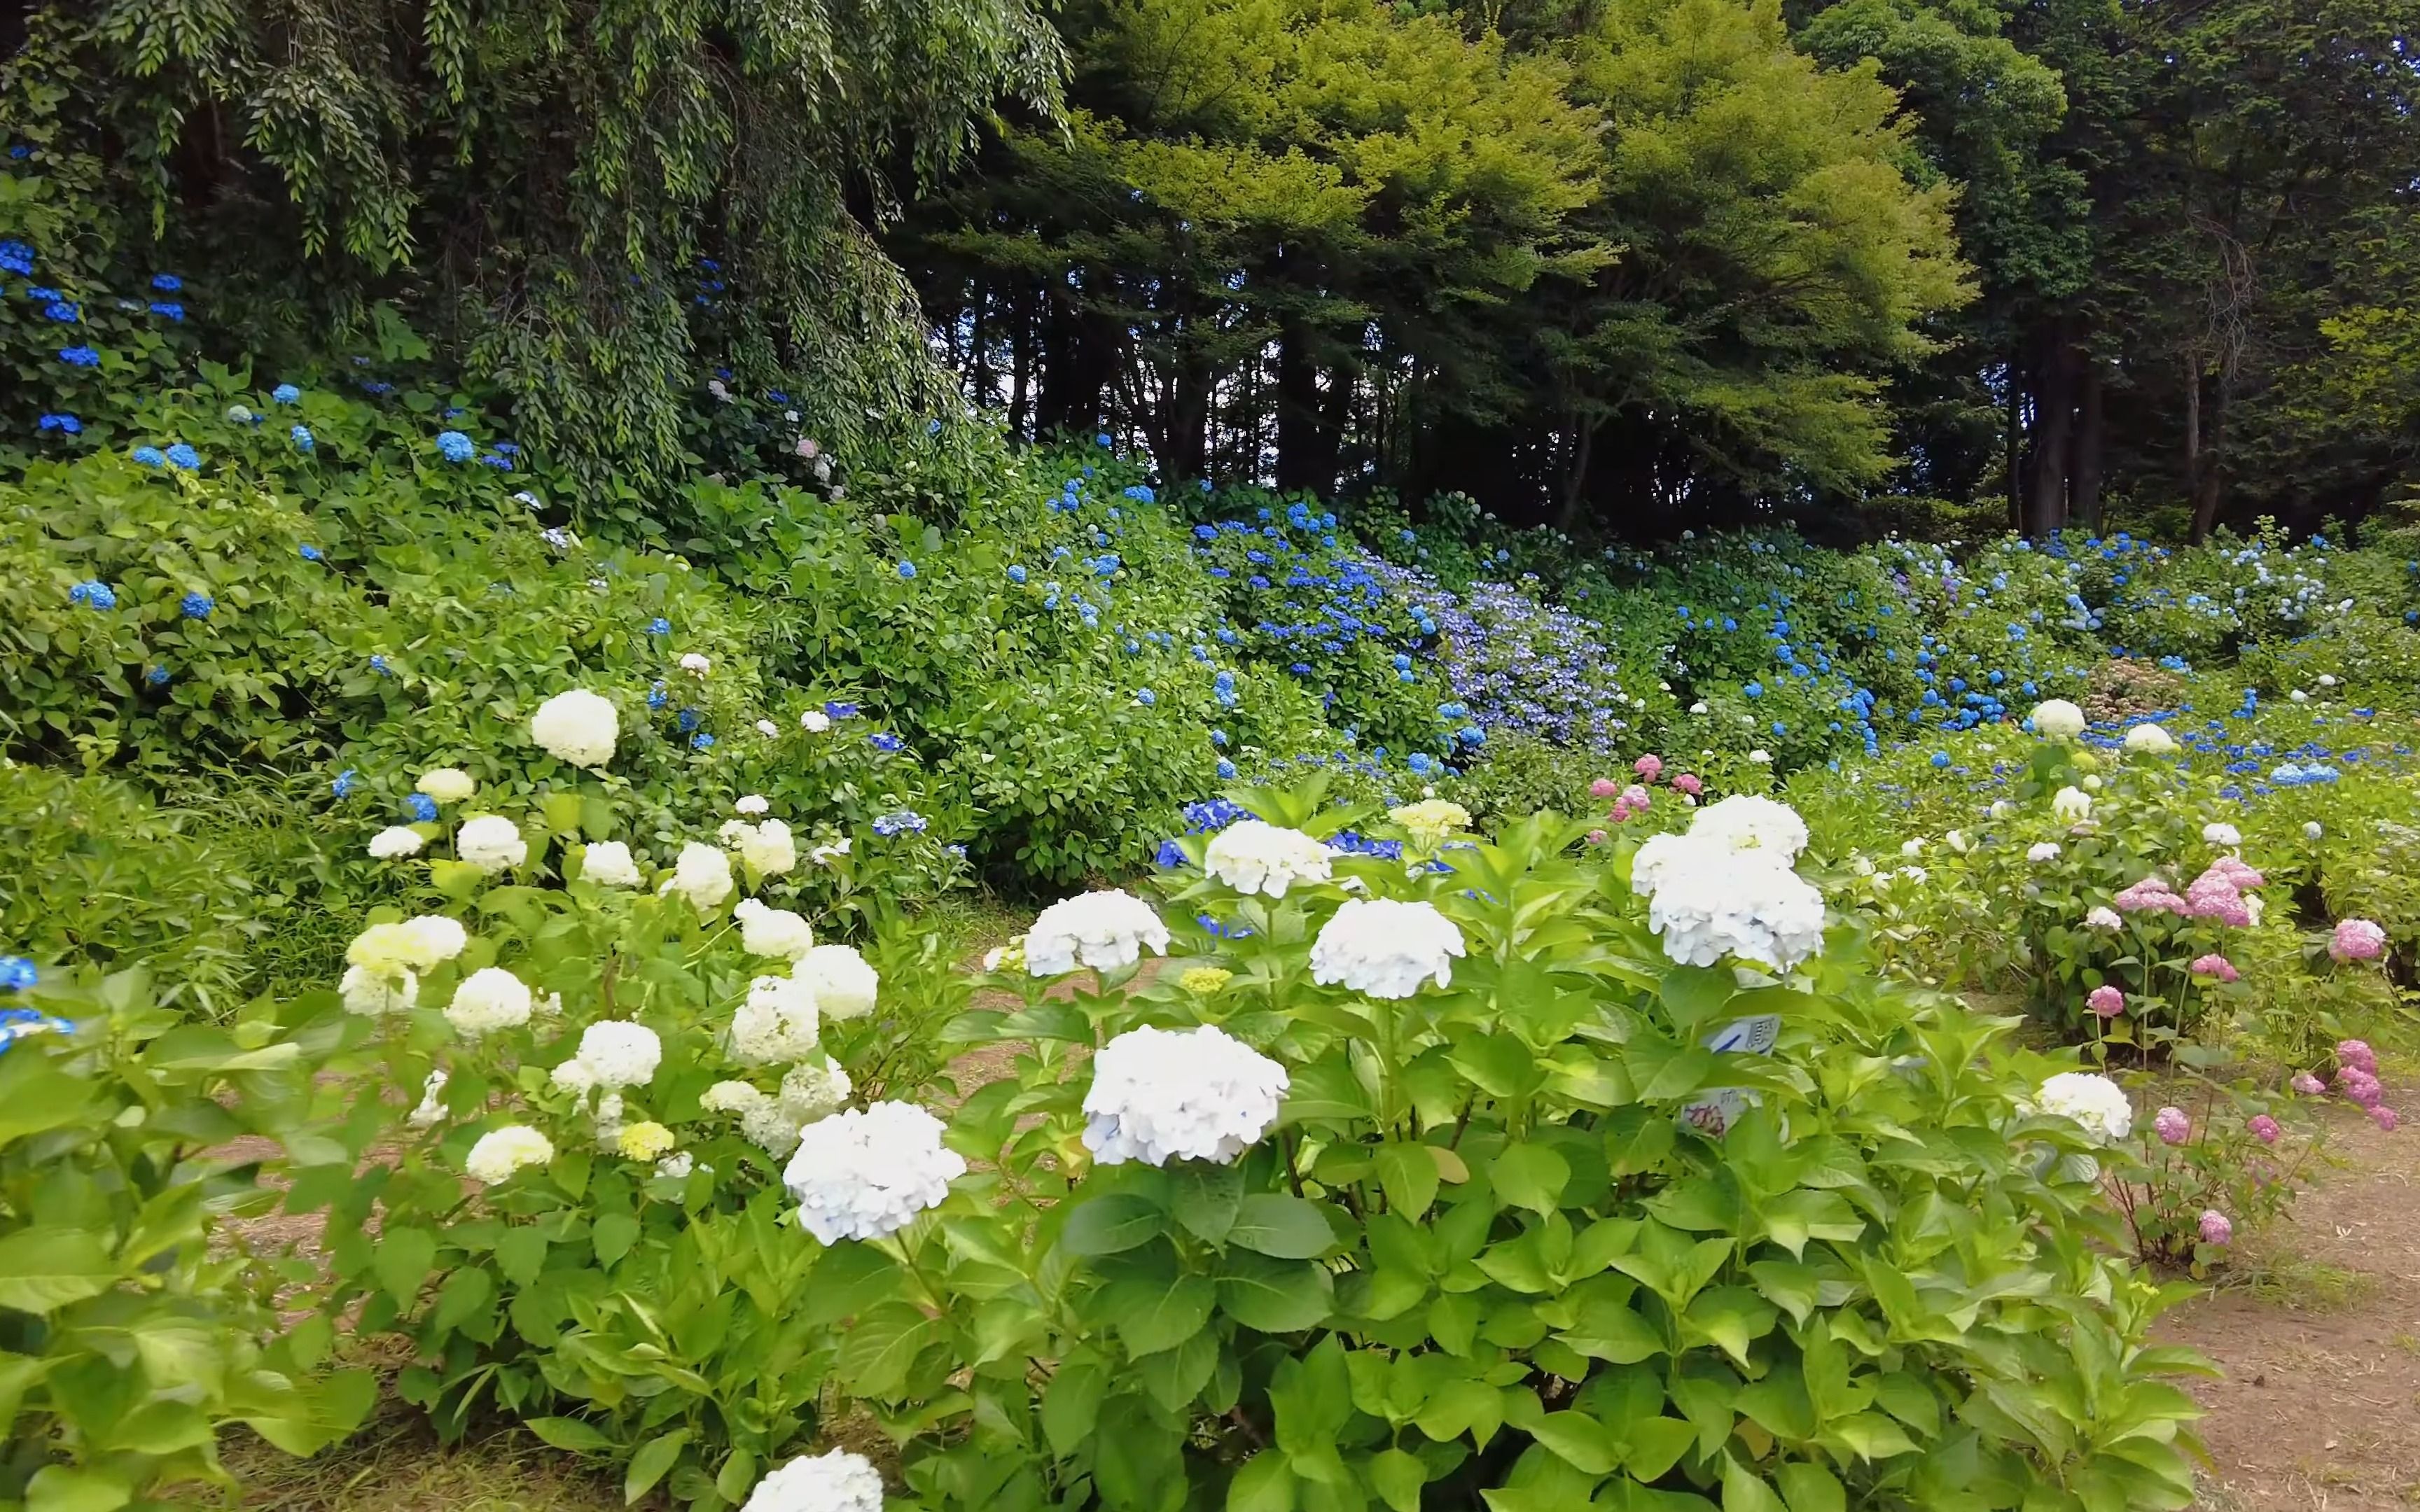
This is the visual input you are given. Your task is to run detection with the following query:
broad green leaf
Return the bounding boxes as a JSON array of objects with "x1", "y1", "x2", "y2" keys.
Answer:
[
  {"x1": 527, "y1": 1416, "x2": 616, "y2": 1452},
  {"x1": 496, "y1": 1226, "x2": 548, "y2": 1287},
  {"x1": 0, "y1": 1054, "x2": 93, "y2": 1144},
  {"x1": 1491, "y1": 1143, "x2": 1570, "y2": 1215},
  {"x1": 0, "y1": 1230, "x2": 116, "y2": 1315},
  {"x1": 372, "y1": 1226, "x2": 436, "y2": 1308},
  {"x1": 1218, "y1": 1252, "x2": 1334, "y2": 1334},
  {"x1": 1368, "y1": 1448, "x2": 1427, "y2": 1512},
  {"x1": 1228, "y1": 1194, "x2": 1334, "y2": 1259},
  {"x1": 1137, "y1": 1328, "x2": 1221, "y2": 1413},
  {"x1": 1529, "y1": 1410, "x2": 1620, "y2": 1474},
  {"x1": 625, "y1": 1429, "x2": 690, "y2": 1503},
  {"x1": 1373, "y1": 1142, "x2": 1440, "y2": 1219},
  {"x1": 1171, "y1": 1163, "x2": 1246, "y2": 1244},
  {"x1": 716, "y1": 1449, "x2": 758, "y2": 1504},
  {"x1": 1660, "y1": 965, "x2": 1737, "y2": 1031},
  {"x1": 1685, "y1": 1287, "x2": 1779, "y2": 1367},
  {"x1": 432, "y1": 1265, "x2": 495, "y2": 1334},
  {"x1": 1722, "y1": 1456, "x2": 1787, "y2": 1512},
  {"x1": 1822, "y1": 1411, "x2": 1918, "y2": 1461},
  {"x1": 1043, "y1": 1357, "x2": 1108, "y2": 1456},
  {"x1": 1624, "y1": 1417, "x2": 1697, "y2": 1480},
  {"x1": 1113, "y1": 1273, "x2": 1216, "y2": 1357},
  {"x1": 25, "y1": 1466, "x2": 132, "y2": 1512},
  {"x1": 1062, "y1": 1194, "x2": 1167, "y2": 1256},
  {"x1": 1414, "y1": 1377, "x2": 1507, "y2": 1449},
  {"x1": 1776, "y1": 1464, "x2": 1847, "y2": 1512},
  {"x1": 591, "y1": 1211, "x2": 641, "y2": 1268},
  {"x1": 1226, "y1": 1450, "x2": 1298, "y2": 1512}
]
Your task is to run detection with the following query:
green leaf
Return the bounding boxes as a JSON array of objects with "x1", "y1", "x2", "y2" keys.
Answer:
[
  {"x1": 1228, "y1": 1194, "x2": 1334, "y2": 1259},
  {"x1": 1171, "y1": 1163, "x2": 1246, "y2": 1244},
  {"x1": 1373, "y1": 1142, "x2": 1440, "y2": 1219},
  {"x1": 0, "y1": 1230, "x2": 116, "y2": 1315},
  {"x1": 1368, "y1": 1448, "x2": 1427, "y2": 1512},
  {"x1": 1218, "y1": 1252, "x2": 1335, "y2": 1333},
  {"x1": 25, "y1": 1466, "x2": 132, "y2": 1512},
  {"x1": 1062, "y1": 1194, "x2": 1167, "y2": 1256},
  {"x1": 1723, "y1": 1456, "x2": 1787, "y2": 1512},
  {"x1": 1685, "y1": 1287, "x2": 1779, "y2": 1366},
  {"x1": 432, "y1": 1266, "x2": 496, "y2": 1334},
  {"x1": 0, "y1": 1053, "x2": 93, "y2": 1144},
  {"x1": 1529, "y1": 1410, "x2": 1620, "y2": 1474},
  {"x1": 1490, "y1": 1143, "x2": 1570, "y2": 1215},
  {"x1": 1112, "y1": 1273, "x2": 1216, "y2": 1357},
  {"x1": 1136, "y1": 1327, "x2": 1221, "y2": 1413},
  {"x1": 496, "y1": 1226, "x2": 548, "y2": 1288},
  {"x1": 1226, "y1": 1450, "x2": 1298, "y2": 1512},
  {"x1": 1660, "y1": 965, "x2": 1737, "y2": 1031},
  {"x1": 1775, "y1": 1464, "x2": 1847, "y2": 1512},
  {"x1": 716, "y1": 1449, "x2": 758, "y2": 1504},
  {"x1": 1821, "y1": 1412, "x2": 1918, "y2": 1461},
  {"x1": 527, "y1": 1416, "x2": 616, "y2": 1453},
  {"x1": 1624, "y1": 1417, "x2": 1698, "y2": 1480},
  {"x1": 591, "y1": 1212, "x2": 640, "y2": 1268},
  {"x1": 625, "y1": 1429, "x2": 690, "y2": 1504},
  {"x1": 1044, "y1": 1357, "x2": 1108, "y2": 1457},
  {"x1": 373, "y1": 1225, "x2": 437, "y2": 1307}
]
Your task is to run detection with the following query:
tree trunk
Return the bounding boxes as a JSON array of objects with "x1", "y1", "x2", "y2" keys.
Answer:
[
  {"x1": 1274, "y1": 319, "x2": 1330, "y2": 496},
  {"x1": 2070, "y1": 356, "x2": 2105, "y2": 533},
  {"x1": 2024, "y1": 327, "x2": 2075, "y2": 538},
  {"x1": 2005, "y1": 351, "x2": 2024, "y2": 533},
  {"x1": 1557, "y1": 418, "x2": 1597, "y2": 531},
  {"x1": 1008, "y1": 287, "x2": 1031, "y2": 439},
  {"x1": 968, "y1": 283, "x2": 991, "y2": 410}
]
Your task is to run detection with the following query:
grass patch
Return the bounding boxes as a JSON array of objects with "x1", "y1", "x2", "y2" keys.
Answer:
[
  {"x1": 2220, "y1": 1248, "x2": 2370, "y2": 1311},
  {"x1": 227, "y1": 1403, "x2": 621, "y2": 1512}
]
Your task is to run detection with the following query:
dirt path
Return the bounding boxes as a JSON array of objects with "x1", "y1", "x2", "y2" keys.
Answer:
[{"x1": 2157, "y1": 1100, "x2": 2420, "y2": 1511}]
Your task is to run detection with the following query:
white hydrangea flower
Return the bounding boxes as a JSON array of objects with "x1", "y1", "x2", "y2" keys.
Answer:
[
  {"x1": 1944, "y1": 830, "x2": 1970, "y2": 854},
  {"x1": 340, "y1": 963, "x2": 417, "y2": 1016},
  {"x1": 2029, "y1": 699, "x2": 2087, "y2": 739},
  {"x1": 662, "y1": 841, "x2": 734, "y2": 911},
  {"x1": 2050, "y1": 787, "x2": 2093, "y2": 822},
  {"x1": 530, "y1": 689, "x2": 620, "y2": 769},
  {"x1": 781, "y1": 1102, "x2": 966, "y2": 1244},
  {"x1": 703, "y1": 1079, "x2": 768, "y2": 1114},
  {"x1": 457, "y1": 815, "x2": 529, "y2": 874},
  {"x1": 800, "y1": 709, "x2": 832, "y2": 733},
  {"x1": 679, "y1": 652, "x2": 711, "y2": 676},
  {"x1": 2123, "y1": 723, "x2": 2178, "y2": 755},
  {"x1": 1204, "y1": 820, "x2": 1333, "y2": 897},
  {"x1": 1024, "y1": 890, "x2": 1170, "y2": 976},
  {"x1": 2033, "y1": 1071, "x2": 2134, "y2": 1144},
  {"x1": 445, "y1": 967, "x2": 535, "y2": 1037},
  {"x1": 416, "y1": 768, "x2": 477, "y2": 803},
  {"x1": 2027, "y1": 841, "x2": 2062, "y2": 864},
  {"x1": 368, "y1": 825, "x2": 425, "y2": 860},
  {"x1": 2202, "y1": 822, "x2": 2241, "y2": 848},
  {"x1": 2083, "y1": 906, "x2": 2122, "y2": 930},
  {"x1": 576, "y1": 1020, "x2": 662, "y2": 1088},
  {"x1": 1685, "y1": 794, "x2": 1809, "y2": 863},
  {"x1": 592, "y1": 1090, "x2": 627, "y2": 1148},
  {"x1": 580, "y1": 841, "x2": 643, "y2": 888},
  {"x1": 743, "y1": 1098, "x2": 807, "y2": 1156},
  {"x1": 741, "y1": 1448, "x2": 886, "y2": 1512},
  {"x1": 730, "y1": 974, "x2": 820, "y2": 1065},
  {"x1": 1747, "y1": 749, "x2": 1772, "y2": 764},
  {"x1": 408, "y1": 1069, "x2": 450, "y2": 1129},
  {"x1": 735, "y1": 899, "x2": 815, "y2": 961},
  {"x1": 778, "y1": 1055, "x2": 853, "y2": 1127},
  {"x1": 1388, "y1": 799, "x2": 1472, "y2": 852},
  {"x1": 1309, "y1": 898, "x2": 1466, "y2": 998},
  {"x1": 2303, "y1": 820, "x2": 2324, "y2": 841},
  {"x1": 1082, "y1": 1025, "x2": 1289, "y2": 1167},
  {"x1": 1638, "y1": 839, "x2": 1827, "y2": 972},
  {"x1": 465, "y1": 1126, "x2": 554, "y2": 1184},
  {"x1": 551, "y1": 1057, "x2": 599, "y2": 1095},
  {"x1": 795, "y1": 944, "x2": 878, "y2": 1021},
  {"x1": 1900, "y1": 838, "x2": 1925, "y2": 859},
  {"x1": 347, "y1": 915, "x2": 468, "y2": 975},
  {"x1": 736, "y1": 794, "x2": 770, "y2": 817},
  {"x1": 725, "y1": 818, "x2": 797, "y2": 876},
  {"x1": 656, "y1": 1152, "x2": 696, "y2": 1180}
]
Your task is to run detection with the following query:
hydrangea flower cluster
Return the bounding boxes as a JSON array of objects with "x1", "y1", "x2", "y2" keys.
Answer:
[
  {"x1": 1627, "y1": 796, "x2": 1825, "y2": 972},
  {"x1": 1082, "y1": 1025, "x2": 1289, "y2": 1166},
  {"x1": 739, "y1": 1448, "x2": 886, "y2": 1512},
  {"x1": 781, "y1": 1101, "x2": 966, "y2": 1243},
  {"x1": 466, "y1": 1126, "x2": 555, "y2": 1184},
  {"x1": 1308, "y1": 897, "x2": 1465, "y2": 997},
  {"x1": 1024, "y1": 890, "x2": 1170, "y2": 976},
  {"x1": 2033, "y1": 1071, "x2": 2134, "y2": 1143},
  {"x1": 530, "y1": 689, "x2": 619, "y2": 768},
  {"x1": 1203, "y1": 820, "x2": 1333, "y2": 897},
  {"x1": 2329, "y1": 918, "x2": 2386, "y2": 963}
]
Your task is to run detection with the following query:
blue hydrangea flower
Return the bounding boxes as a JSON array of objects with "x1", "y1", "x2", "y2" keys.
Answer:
[
  {"x1": 370, "y1": 654, "x2": 393, "y2": 676},
  {"x1": 869, "y1": 732, "x2": 905, "y2": 753},
  {"x1": 1136, "y1": 689, "x2": 1156, "y2": 706},
  {"x1": 180, "y1": 592, "x2": 213, "y2": 620},
  {"x1": 1155, "y1": 839, "x2": 1187, "y2": 869},
  {"x1": 648, "y1": 617, "x2": 672, "y2": 636},
  {"x1": 151, "y1": 273, "x2": 182, "y2": 292},
  {"x1": 405, "y1": 792, "x2": 440, "y2": 822},
  {"x1": 1007, "y1": 565, "x2": 1027, "y2": 584},
  {"x1": 1216, "y1": 759, "x2": 1238, "y2": 779},
  {"x1": 291, "y1": 425, "x2": 314, "y2": 453},
  {"x1": 145, "y1": 666, "x2": 169, "y2": 687},
  {"x1": 0, "y1": 958, "x2": 38, "y2": 993},
  {"x1": 36, "y1": 413, "x2": 80, "y2": 434},
  {"x1": 896, "y1": 560, "x2": 917, "y2": 580},
  {"x1": 0, "y1": 240, "x2": 32, "y2": 275},
  {"x1": 823, "y1": 701, "x2": 860, "y2": 720},
  {"x1": 58, "y1": 346, "x2": 99, "y2": 367},
  {"x1": 1096, "y1": 433, "x2": 1113, "y2": 447},
  {"x1": 435, "y1": 430, "x2": 475, "y2": 463},
  {"x1": 872, "y1": 810, "x2": 929, "y2": 836},
  {"x1": 692, "y1": 732, "x2": 716, "y2": 751},
  {"x1": 300, "y1": 543, "x2": 324, "y2": 561},
  {"x1": 42, "y1": 300, "x2": 78, "y2": 322},
  {"x1": 165, "y1": 442, "x2": 200, "y2": 470},
  {"x1": 68, "y1": 580, "x2": 115, "y2": 610},
  {"x1": 1209, "y1": 729, "x2": 1228, "y2": 747},
  {"x1": 679, "y1": 708, "x2": 701, "y2": 733},
  {"x1": 272, "y1": 384, "x2": 302, "y2": 404},
  {"x1": 148, "y1": 302, "x2": 184, "y2": 321},
  {"x1": 333, "y1": 768, "x2": 360, "y2": 798}
]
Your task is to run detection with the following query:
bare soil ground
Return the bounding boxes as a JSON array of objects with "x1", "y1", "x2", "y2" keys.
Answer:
[{"x1": 2158, "y1": 1099, "x2": 2420, "y2": 1511}]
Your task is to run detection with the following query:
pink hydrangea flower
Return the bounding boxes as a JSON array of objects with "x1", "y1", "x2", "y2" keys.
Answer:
[
  {"x1": 1618, "y1": 784, "x2": 1650, "y2": 813},
  {"x1": 2188, "y1": 953, "x2": 2239, "y2": 982},
  {"x1": 2182, "y1": 871, "x2": 2251, "y2": 927},
  {"x1": 2114, "y1": 876, "x2": 2188, "y2": 915},
  {"x1": 2336, "y1": 1038, "x2": 2379, "y2": 1075},
  {"x1": 2206, "y1": 856, "x2": 2266, "y2": 890},
  {"x1": 1586, "y1": 828, "x2": 1608, "y2": 846},
  {"x1": 2153, "y1": 1105, "x2": 2190, "y2": 1145},
  {"x1": 1606, "y1": 806, "x2": 1632, "y2": 825},
  {"x1": 1634, "y1": 753, "x2": 1664, "y2": 782},
  {"x1": 1590, "y1": 778, "x2": 1620, "y2": 799},
  {"x1": 2330, "y1": 919, "x2": 2388, "y2": 964},
  {"x1": 2198, "y1": 1210, "x2": 2232, "y2": 1245},
  {"x1": 2087, "y1": 984, "x2": 2125, "y2": 1018},
  {"x1": 2373, "y1": 1105, "x2": 2400, "y2": 1133},
  {"x1": 2290, "y1": 1071, "x2": 2326, "y2": 1096},
  {"x1": 2246, "y1": 1114, "x2": 2281, "y2": 1144},
  {"x1": 2339, "y1": 1068, "x2": 2384, "y2": 1109},
  {"x1": 1671, "y1": 773, "x2": 1703, "y2": 797}
]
